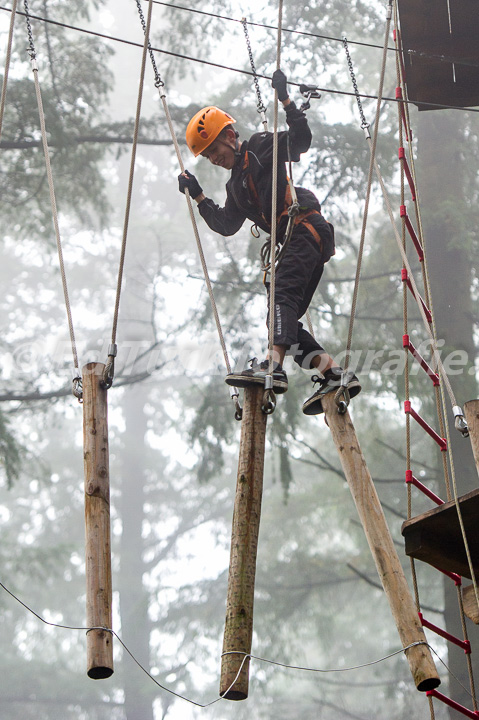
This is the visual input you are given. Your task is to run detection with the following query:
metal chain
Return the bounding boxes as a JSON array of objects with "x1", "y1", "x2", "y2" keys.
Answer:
[
  {"x1": 0, "y1": 0, "x2": 19, "y2": 142},
  {"x1": 241, "y1": 18, "x2": 267, "y2": 130},
  {"x1": 343, "y1": 37, "x2": 369, "y2": 130},
  {"x1": 135, "y1": 0, "x2": 164, "y2": 89},
  {"x1": 23, "y1": 0, "x2": 82, "y2": 400},
  {"x1": 23, "y1": 0, "x2": 35, "y2": 58}
]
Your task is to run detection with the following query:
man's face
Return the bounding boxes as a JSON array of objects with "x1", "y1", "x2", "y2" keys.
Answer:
[{"x1": 201, "y1": 131, "x2": 236, "y2": 170}]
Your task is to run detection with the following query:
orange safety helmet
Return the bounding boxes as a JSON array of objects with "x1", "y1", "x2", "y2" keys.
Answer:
[{"x1": 186, "y1": 106, "x2": 236, "y2": 156}]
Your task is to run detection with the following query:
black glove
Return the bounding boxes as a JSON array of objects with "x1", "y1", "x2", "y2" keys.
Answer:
[
  {"x1": 178, "y1": 169, "x2": 203, "y2": 199},
  {"x1": 272, "y1": 69, "x2": 289, "y2": 102}
]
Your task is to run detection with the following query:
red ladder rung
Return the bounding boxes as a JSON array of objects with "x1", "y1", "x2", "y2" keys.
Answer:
[
  {"x1": 400, "y1": 205, "x2": 423, "y2": 260},
  {"x1": 395, "y1": 87, "x2": 410, "y2": 141},
  {"x1": 401, "y1": 269, "x2": 432, "y2": 323},
  {"x1": 405, "y1": 470, "x2": 444, "y2": 505},
  {"x1": 398, "y1": 148, "x2": 416, "y2": 200},
  {"x1": 419, "y1": 612, "x2": 471, "y2": 653},
  {"x1": 427, "y1": 689, "x2": 479, "y2": 719},
  {"x1": 434, "y1": 565, "x2": 462, "y2": 586},
  {"x1": 403, "y1": 335, "x2": 440, "y2": 385},
  {"x1": 404, "y1": 401, "x2": 447, "y2": 451}
]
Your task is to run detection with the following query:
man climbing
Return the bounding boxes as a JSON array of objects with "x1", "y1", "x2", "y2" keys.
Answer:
[{"x1": 178, "y1": 69, "x2": 360, "y2": 415}]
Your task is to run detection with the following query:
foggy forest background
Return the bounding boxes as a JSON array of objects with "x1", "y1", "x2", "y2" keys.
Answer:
[{"x1": 0, "y1": 0, "x2": 478, "y2": 718}]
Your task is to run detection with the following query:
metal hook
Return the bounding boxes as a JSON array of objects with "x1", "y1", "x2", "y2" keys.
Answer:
[
  {"x1": 262, "y1": 388, "x2": 276, "y2": 415},
  {"x1": 334, "y1": 384, "x2": 351, "y2": 413}
]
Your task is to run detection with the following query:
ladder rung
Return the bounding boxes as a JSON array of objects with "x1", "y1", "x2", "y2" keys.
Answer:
[
  {"x1": 426, "y1": 689, "x2": 479, "y2": 719},
  {"x1": 401, "y1": 269, "x2": 432, "y2": 323},
  {"x1": 400, "y1": 205, "x2": 423, "y2": 260},
  {"x1": 404, "y1": 401, "x2": 447, "y2": 451},
  {"x1": 405, "y1": 470, "x2": 444, "y2": 505},
  {"x1": 419, "y1": 613, "x2": 471, "y2": 653},
  {"x1": 403, "y1": 335, "x2": 440, "y2": 385},
  {"x1": 434, "y1": 566, "x2": 462, "y2": 586},
  {"x1": 398, "y1": 148, "x2": 416, "y2": 200}
]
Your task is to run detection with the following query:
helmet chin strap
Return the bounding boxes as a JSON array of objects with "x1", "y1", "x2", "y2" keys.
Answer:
[{"x1": 234, "y1": 132, "x2": 241, "y2": 157}]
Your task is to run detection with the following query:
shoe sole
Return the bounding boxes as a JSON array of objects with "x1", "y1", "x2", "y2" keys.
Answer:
[
  {"x1": 302, "y1": 381, "x2": 361, "y2": 416},
  {"x1": 225, "y1": 373, "x2": 288, "y2": 394}
]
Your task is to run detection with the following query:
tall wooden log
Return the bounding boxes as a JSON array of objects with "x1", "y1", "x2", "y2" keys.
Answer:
[
  {"x1": 463, "y1": 585, "x2": 479, "y2": 625},
  {"x1": 83, "y1": 362, "x2": 114, "y2": 679},
  {"x1": 322, "y1": 393, "x2": 440, "y2": 691},
  {"x1": 464, "y1": 399, "x2": 479, "y2": 480},
  {"x1": 220, "y1": 386, "x2": 268, "y2": 700}
]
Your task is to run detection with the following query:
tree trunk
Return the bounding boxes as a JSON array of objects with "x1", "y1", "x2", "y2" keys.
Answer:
[{"x1": 417, "y1": 110, "x2": 479, "y2": 718}]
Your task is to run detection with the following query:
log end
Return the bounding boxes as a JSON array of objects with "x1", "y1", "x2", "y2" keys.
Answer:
[
  {"x1": 220, "y1": 688, "x2": 248, "y2": 701},
  {"x1": 416, "y1": 675, "x2": 441, "y2": 692},
  {"x1": 87, "y1": 665, "x2": 114, "y2": 680}
]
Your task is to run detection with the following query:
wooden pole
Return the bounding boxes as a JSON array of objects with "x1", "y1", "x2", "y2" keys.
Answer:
[
  {"x1": 464, "y1": 399, "x2": 479, "y2": 480},
  {"x1": 83, "y1": 362, "x2": 114, "y2": 679},
  {"x1": 220, "y1": 386, "x2": 268, "y2": 700},
  {"x1": 322, "y1": 393, "x2": 440, "y2": 691},
  {"x1": 462, "y1": 585, "x2": 479, "y2": 624}
]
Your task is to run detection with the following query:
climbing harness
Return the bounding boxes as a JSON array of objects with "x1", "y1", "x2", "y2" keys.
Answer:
[
  {"x1": 135, "y1": 0, "x2": 243, "y2": 421},
  {"x1": 241, "y1": 18, "x2": 267, "y2": 132},
  {"x1": 22, "y1": 0, "x2": 82, "y2": 401}
]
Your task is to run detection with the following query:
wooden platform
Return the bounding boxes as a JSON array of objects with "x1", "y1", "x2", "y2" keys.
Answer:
[
  {"x1": 401, "y1": 488, "x2": 479, "y2": 578},
  {"x1": 397, "y1": 0, "x2": 479, "y2": 110}
]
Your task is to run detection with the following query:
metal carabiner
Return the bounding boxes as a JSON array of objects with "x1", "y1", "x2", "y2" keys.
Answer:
[
  {"x1": 453, "y1": 405, "x2": 469, "y2": 437},
  {"x1": 299, "y1": 83, "x2": 321, "y2": 112},
  {"x1": 250, "y1": 223, "x2": 261, "y2": 239}
]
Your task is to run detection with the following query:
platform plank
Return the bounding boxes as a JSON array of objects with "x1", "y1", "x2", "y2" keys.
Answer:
[
  {"x1": 401, "y1": 488, "x2": 479, "y2": 578},
  {"x1": 397, "y1": 0, "x2": 479, "y2": 110}
]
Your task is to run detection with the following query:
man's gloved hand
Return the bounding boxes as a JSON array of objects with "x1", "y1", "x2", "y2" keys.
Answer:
[
  {"x1": 272, "y1": 69, "x2": 289, "y2": 102},
  {"x1": 178, "y1": 169, "x2": 203, "y2": 199}
]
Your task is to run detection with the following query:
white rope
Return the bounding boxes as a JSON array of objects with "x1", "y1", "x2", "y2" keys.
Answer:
[
  {"x1": 266, "y1": 0, "x2": 283, "y2": 381},
  {"x1": 0, "y1": 0, "x2": 17, "y2": 141},
  {"x1": 102, "y1": 0, "x2": 154, "y2": 388},
  {"x1": 23, "y1": 1, "x2": 81, "y2": 395}
]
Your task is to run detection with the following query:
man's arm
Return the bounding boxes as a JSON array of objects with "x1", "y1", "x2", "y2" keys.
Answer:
[
  {"x1": 178, "y1": 170, "x2": 245, "y2": 236},
  {"x1": 197, "y1": 192, "x2": 246, "y2": 236}
]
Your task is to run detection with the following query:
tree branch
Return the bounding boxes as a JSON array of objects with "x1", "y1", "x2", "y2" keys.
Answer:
[{"x1": 0, "y1": 135, "x2": 181, "y2": 149}]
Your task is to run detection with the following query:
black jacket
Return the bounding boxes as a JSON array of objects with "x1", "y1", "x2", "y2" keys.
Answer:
[{"x1": 198, "y1": 102, "x2": 321, "y2": 236}]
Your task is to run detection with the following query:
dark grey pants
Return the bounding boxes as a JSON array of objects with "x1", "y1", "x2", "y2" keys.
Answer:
[{"x1": 266, "y1": 213, "x2": 334, "y2": 369}]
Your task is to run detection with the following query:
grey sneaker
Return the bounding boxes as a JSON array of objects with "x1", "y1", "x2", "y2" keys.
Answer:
[
  {"x1": 302, "y1": 368, "x2": 361, "y2": 415},
  {"x1": 225, "y1": 358, "x2": 288, "y2": 394}
]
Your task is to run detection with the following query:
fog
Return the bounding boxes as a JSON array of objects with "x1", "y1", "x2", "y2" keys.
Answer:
[{"x1": 0, "y1": 1, "x2": 478, "y2": 718}]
